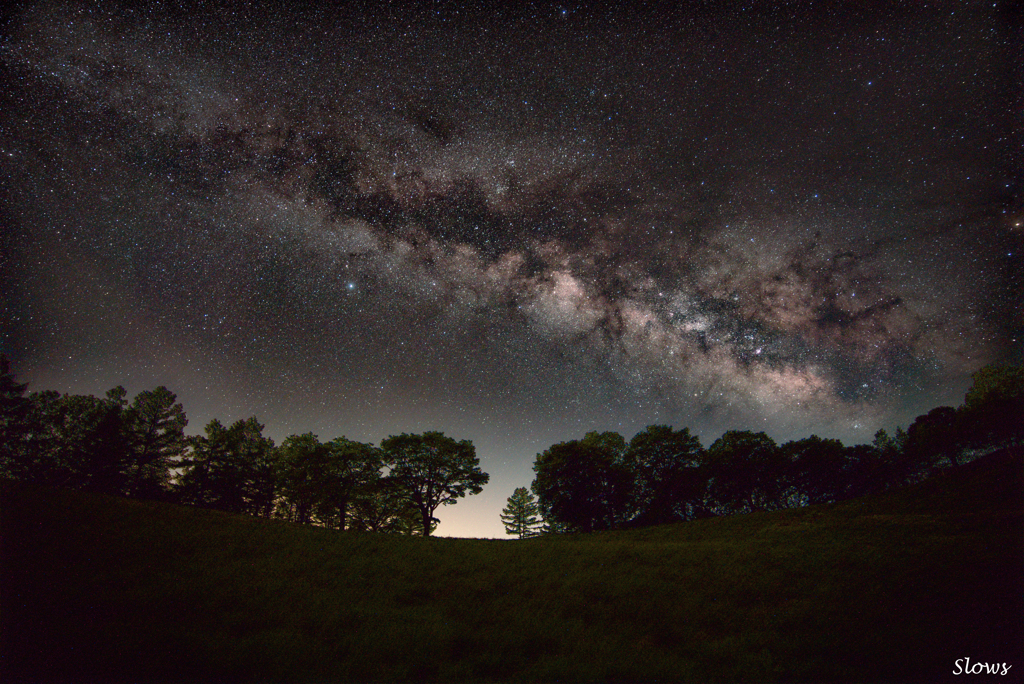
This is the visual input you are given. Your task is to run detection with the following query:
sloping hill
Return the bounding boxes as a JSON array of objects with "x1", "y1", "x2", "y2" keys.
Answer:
[{"x1": 2, "y1": 448, "x2": 1021, "y2": 683}]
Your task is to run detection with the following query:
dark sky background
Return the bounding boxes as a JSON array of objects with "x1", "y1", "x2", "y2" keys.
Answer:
[{"x1": 2, "y1": 1, "x2": 1020, "y2": 537}]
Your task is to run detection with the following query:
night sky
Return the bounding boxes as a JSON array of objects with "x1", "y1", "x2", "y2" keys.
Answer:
[{"x1": 2, "y1": 1, "x2": 1020, "y2": 537}]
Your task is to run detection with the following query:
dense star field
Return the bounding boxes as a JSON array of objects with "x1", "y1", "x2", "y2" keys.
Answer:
[{"x1": 1, "y1": 1, "x2": 1020, "y2": 537}]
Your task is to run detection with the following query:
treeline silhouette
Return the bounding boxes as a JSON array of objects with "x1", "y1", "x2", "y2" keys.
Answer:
[
  {"x1": 0, "y1": 355, "x2": 486, "y2": 536},
  {"x1": 2, "y1": 354, "x2": 1021, "y2": 537},
  {"x1": 524, "y1": 363, "x2": 1023, "y2": 534}
]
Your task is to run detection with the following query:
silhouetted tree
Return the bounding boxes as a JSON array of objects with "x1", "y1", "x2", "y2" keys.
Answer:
[
  {"x1": 176, "y1": 417, "x2": 277, "y2": 515},
  {"x1": 10, "y1": 390, "x2": 65, "y2": 484},
  {"x1": 2, "y1": 374, "x2": 186, "y2": 499},
  {"x1": 121, "y1": 386, "x2": 187, "y2": 499},
  {"x1": 621, "y1": 425, "x2": 707, "y2": 525},
  {"x1": 324, "y1": 436, "x2": 385, "y2": 530},
  {"x1": 501, "y1": 487, "x2": 541, "y2": 538},
  {"x1": 531, "y1": 431, "x2": 630, "y2": 533},
  {"x1": 961, "y1": 364, "x2": 1024, "y2": 450},
  {"x1": 841, "y1": 443, "x2": 895, "y2": 499},
  {"x1": 535, "y1": 514, "x2": 571, "y2": 535},
  {"x1": 703, "y1": 430, "x2": 785, "y2": 514},
  {"x1": 275, "y1": 434, "x2": 383, "y2": 528},
  {"x1": 0, "y1": 354, "x2": 31, "y2": 479},
  {"x1": 21, "y1": 388, "x2": 132, "y2": 494},
  {"x1": 347, "y1": 481, "x2": 428, "y2": 534},
  {"x1": 277, "y1": 433, "x2": 331, "y2": 524},
  {"x1": 781, "y1": 435, "x2": 847, "y2": 506},
  {"x1": 905, "y1": 406, "x2": 961, "y2": 473},
  {"x1": 871, "y1": 427, "x2": 908, "y2": 458},
  {"x1": 380, "y1": 431, "x2": 489, "y2": 536}
]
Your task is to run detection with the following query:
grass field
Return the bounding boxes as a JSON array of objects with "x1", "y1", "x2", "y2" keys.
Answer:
[{"x1": 2, "y1": 447, "x2": 1021, "y2": 683}]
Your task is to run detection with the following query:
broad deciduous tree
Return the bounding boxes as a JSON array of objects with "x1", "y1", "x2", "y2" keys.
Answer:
[
  {"x1": 621, "y1": 425, "x2": 706, "y2": 525},
  {"x1": 277, "y1": 433, "x2": 332, "y2": 524},
  {"x1": 347, "y1": 481, "x2": 426, "y2": 534},
  {"x1": 781, "y1": 435, "x2": 847, "y2": 506},
  {"x1": 962, "y1": 364, "x2": 1024, "y2": 449},
  {"x1": 905, "y1": 406, "x2": 961, "y2": 471},
  {"x1": 324, "y1": 436, "x2": 385, "y2": 530},
  {"x1": 276, "y1": 434, "x2": 383, "y2": 528},
  {"x1": 531, "y1": 431, "x2": 629, "y2": 533},
  {"x1": 380, "y1": 431, "x2": 489, "y2": 536},
  {"x1": 704, "y1": 430, "x2": 785, "y2": 514}
]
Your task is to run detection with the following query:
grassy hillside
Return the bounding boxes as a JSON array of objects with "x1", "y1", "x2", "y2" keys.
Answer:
[{"x1": 3, "y1": 448, "x2": 1021, "y2": 683}]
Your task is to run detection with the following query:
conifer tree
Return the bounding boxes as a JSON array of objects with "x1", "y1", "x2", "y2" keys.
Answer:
[{"x1": 501, "y1": 486, "x2": 541, "y2": 538}]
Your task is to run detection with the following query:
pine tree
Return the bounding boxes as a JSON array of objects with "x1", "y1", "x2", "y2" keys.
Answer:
[
  {"x1": 122, "y1": 386, "x2": 188, "y2": 499},
  {"x1": 500, "y1": 486, "x2": 541, "y2": 538},
  {"x1": 176, "y1": 417, "x2": 276, "y2": 515}
]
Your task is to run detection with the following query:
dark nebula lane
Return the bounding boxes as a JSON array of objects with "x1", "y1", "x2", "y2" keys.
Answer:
[{"x1": 1, "y1": 0, "x2": 1020, "y2": 536}]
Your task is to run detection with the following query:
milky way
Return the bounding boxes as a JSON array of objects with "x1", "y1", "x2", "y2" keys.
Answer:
[{"x1": 1, "y1": 1, "x2": 1020, "y2": 536}]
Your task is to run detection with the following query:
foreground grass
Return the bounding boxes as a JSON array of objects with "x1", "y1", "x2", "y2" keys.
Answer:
[{"x1": 2, "y1": 448, "x2": 1022, "y2": 683}]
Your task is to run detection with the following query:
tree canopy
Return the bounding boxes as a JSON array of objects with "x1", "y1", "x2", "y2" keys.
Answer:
[
  {"x1": 176, "y1": 417, "x2": 277, "y2": 516},
  {"x1": 532, "y1": 431, "x2": 630, "y2": 533},
  {"x1": 276, "y1": 434, "x2": 383, "y2": 528},
  {"x1": 2, "y1": 354, "x2": 1021, "y2": 538},
  {"x1": 0, "y1": 354, "x2": 30, "y2": 477},
  {"x1": 621, "y1": 424, "x2": 706, "y2": 525},
  {"x1": 704, "y1": 430, "x2": 785, "y2": 514},
  {"x1": 380, "y1": 431, "x2": 489, "y2": 536}
]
